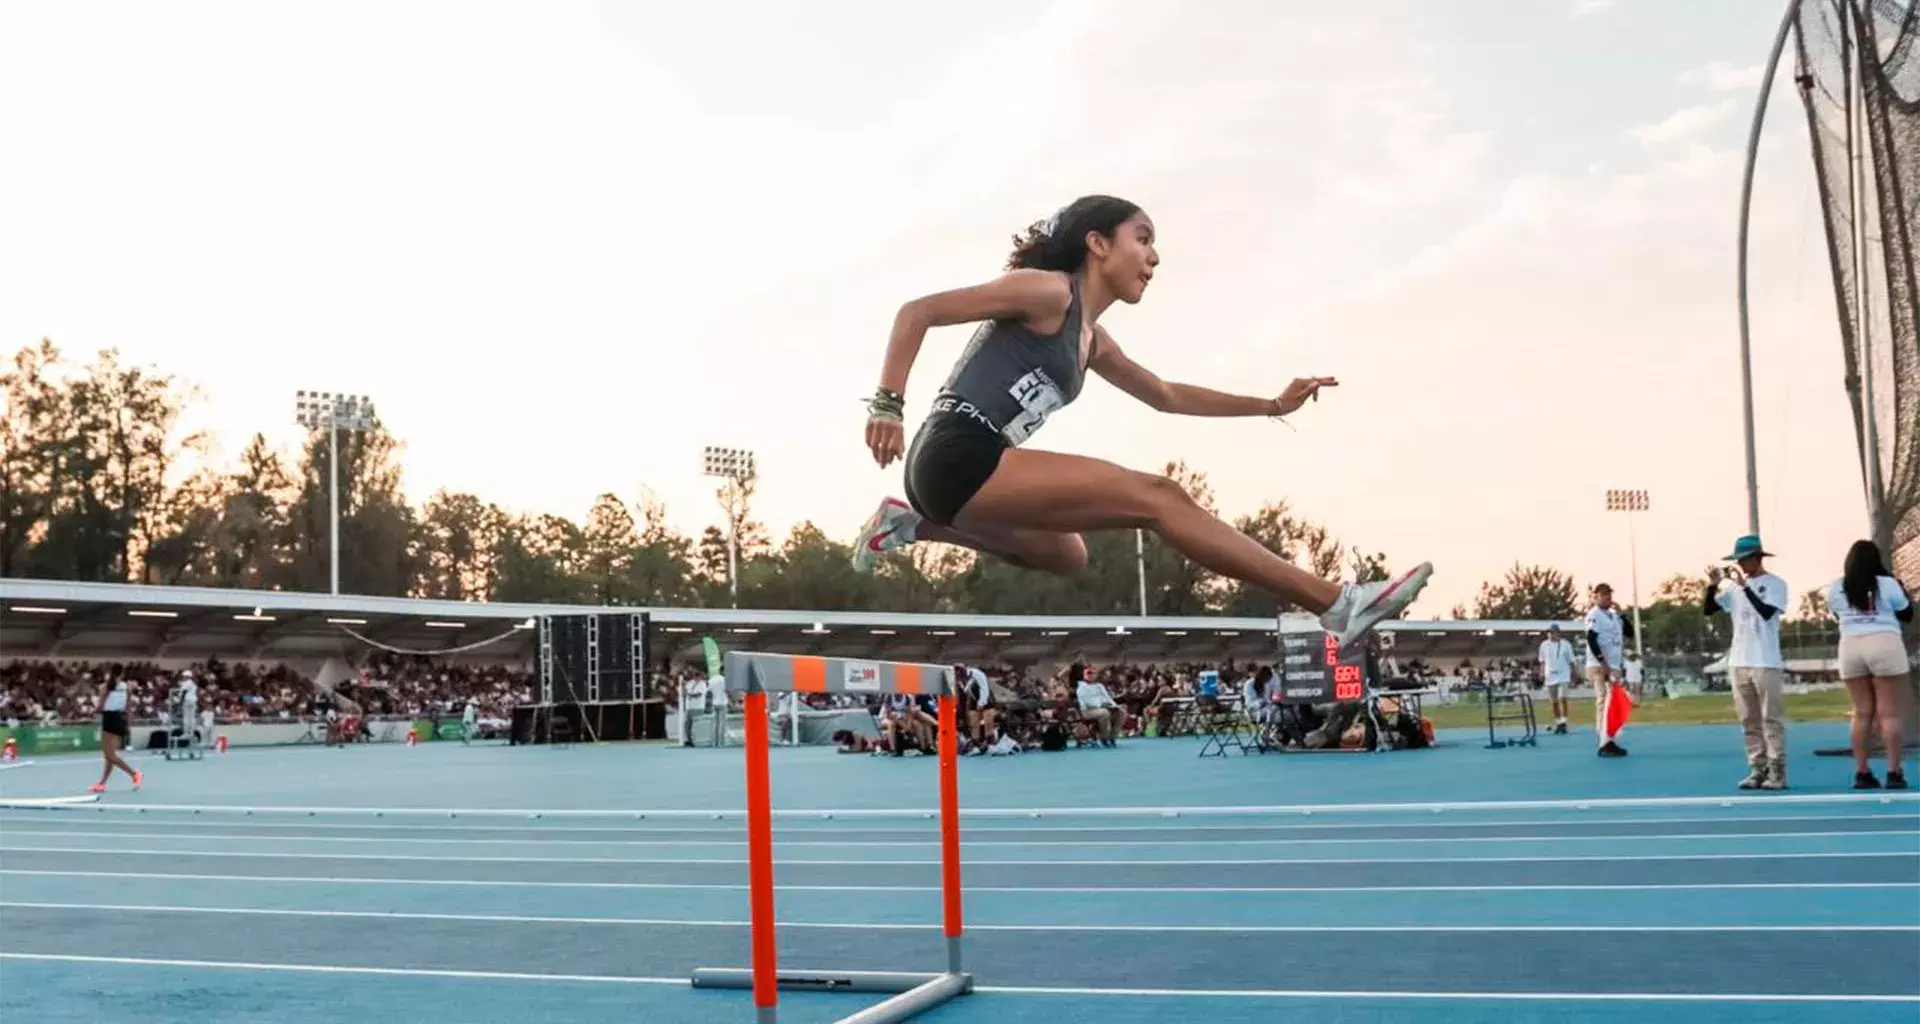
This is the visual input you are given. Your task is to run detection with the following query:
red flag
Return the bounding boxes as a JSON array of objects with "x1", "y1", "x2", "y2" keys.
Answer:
[{"x1": 1605, "y1": 682, "x2": 1634, "y2": 739}]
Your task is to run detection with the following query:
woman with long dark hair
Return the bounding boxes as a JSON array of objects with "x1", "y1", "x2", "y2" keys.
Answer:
[
  {"x1": 1826, "y1": 540, "x2": 1911, "y2": 789},
  {"x1": 90, "y1": 676, "x2": 143, "y2": 794},
  {"x1": 852, "y1": 196, "x2": 1430, "y2": 648}
]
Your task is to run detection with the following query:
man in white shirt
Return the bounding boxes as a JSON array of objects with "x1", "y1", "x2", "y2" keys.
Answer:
[
  {"x1": 1624, "y1": 656, "x2": 1645, "y2": 698},
  {"x1": 1584, "y1": 584, "x2": 1630, "y2": 757},
  {"x1": 1074, "y1": 667, "x2": 1121, "y2": 748},
  {"x1": 1536, "y1": 625, "x2": 1576, "y2": 734},
  {"x1": 707, "y1": 674, "x2": 729, "y2": 749},
  {"x1": 1705, "y1": 534, "x2": 1789, "y2": 790}
]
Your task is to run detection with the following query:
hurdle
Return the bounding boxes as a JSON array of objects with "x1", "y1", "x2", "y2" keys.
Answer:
[{"x1": 690, "y1": 651, "x2": 972, "y2": 1024}]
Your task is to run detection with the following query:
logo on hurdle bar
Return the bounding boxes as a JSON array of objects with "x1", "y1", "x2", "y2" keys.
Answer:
[
  {"x1": 843, "y1": 661, "x2": 881, "y2": 693},
  {"x1": 694, "y1": 651, "x2": 971, "y2": 1024}
]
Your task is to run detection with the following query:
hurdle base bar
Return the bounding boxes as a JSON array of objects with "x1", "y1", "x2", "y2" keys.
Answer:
[{"x1": 691, "y1": 968, "x2": 972, "y2": 1023}]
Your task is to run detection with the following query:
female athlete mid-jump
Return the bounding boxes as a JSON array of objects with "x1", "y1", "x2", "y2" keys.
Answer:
[{"x1": 852, "y1": 195, "x2": 1430, "y2": 648}]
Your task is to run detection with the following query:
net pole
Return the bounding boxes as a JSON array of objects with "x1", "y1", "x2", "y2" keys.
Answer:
[
  {"x1": 742, "y1": 689, "x2": 778, "y2": 1023},
  {"x1": 1735, "y1": 0, "x2": 1803, "y2": 537},
  {"x1": 936, "y1": 692, "x2": 964, "y2": 974}
]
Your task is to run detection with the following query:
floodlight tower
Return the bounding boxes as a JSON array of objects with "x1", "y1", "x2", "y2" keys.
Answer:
[
  {"x1": 703, "y1": 446, "x2": 757, "y2": 608},
  {"x1": 295, "y1": 391, "x2": 376, "y2": 595},
  {"x1": 1604, "y1": 488, "x2": 1650, "y2": 663}
]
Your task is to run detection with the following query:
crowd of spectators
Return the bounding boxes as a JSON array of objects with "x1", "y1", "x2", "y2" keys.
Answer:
[
  {"x1": 0, "y1": 657, "x2": 535, "y2": 726},
  {"x1": 333, "y1": 655, "x2": 534, "y2": 720},
  {"x1": 6, "y1": 651, "x2": 1525, "y2": 739},
  {"x1": 673, "y1": 659, "x2": 1292, "y2": 756},
  {"x1": 666, "y1": 651, "x2": 1534, "y2": 757}
]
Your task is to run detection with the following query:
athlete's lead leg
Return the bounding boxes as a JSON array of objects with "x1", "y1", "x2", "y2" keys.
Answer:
[{"x1": 857, "y1": 448, "x2": 1429, "y2": 646}]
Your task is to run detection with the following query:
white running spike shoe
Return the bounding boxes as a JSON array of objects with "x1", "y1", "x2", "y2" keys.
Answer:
[
  {"x1": 1317, "y1": 562, "x2": 1434, "y2": 652},
  {"x1": 851, "y1": 497, "x2": 921, "y2": 572}
]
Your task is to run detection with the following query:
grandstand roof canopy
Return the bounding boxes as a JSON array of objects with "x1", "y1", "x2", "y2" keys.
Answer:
[{"x1": 1, "y1": 578, "x2": 1577, "y2": 667}]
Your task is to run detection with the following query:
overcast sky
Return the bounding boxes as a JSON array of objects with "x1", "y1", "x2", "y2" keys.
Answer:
[{"x1": 0, "y1": 0, "x2": 1873, "y2": 613}]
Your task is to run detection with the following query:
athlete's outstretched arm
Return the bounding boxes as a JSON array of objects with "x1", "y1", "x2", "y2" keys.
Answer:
[
  {"x1": 1088, "y1": 327, "x2": 1337, "y2": 418},
  {"x1": 866, "y1": 270, "x2": 1071, "y2": 466}
]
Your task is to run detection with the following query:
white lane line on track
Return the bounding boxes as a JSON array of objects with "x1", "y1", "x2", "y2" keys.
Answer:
[
  {"x1": 3, "y1": 810, "x2": 1910, "y2": 837},
  {"x1": 3, "y1": 792, "x2": 1914, "y2": 819},
  {"x1": 9, "y1": 868, "x2": 1917, "y2": 895},
  {"x1": 5, "y1": 901, "x2": 1917, "y2": 933},
  {"x1": 1, "y1": 826, "x2": 1911, "y2": 849},
  {"x1": 2, "y1": 953, "x2": 1915, "y2": 1003},
  {"x1": 2, "y1": 843, "x2": 1913, "y2": 866}
]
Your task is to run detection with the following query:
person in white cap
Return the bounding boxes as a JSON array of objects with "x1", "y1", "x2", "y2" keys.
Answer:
[
  {"x1": 1705, "y1": 534, "x2": 1789, "y2": 790},
  {"x1": 1584, "y1": 584, "x2": 1630, "y2": 757}
]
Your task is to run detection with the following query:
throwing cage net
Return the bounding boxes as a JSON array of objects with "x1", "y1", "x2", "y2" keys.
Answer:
[{"x1": 1792, "y1": 0, "x2": 1920, "y2": 576}]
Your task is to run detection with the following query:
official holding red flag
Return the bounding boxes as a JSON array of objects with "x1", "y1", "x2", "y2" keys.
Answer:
[{"x1": 1584, "y1": 584, "x2": 1632, "y2": 757}]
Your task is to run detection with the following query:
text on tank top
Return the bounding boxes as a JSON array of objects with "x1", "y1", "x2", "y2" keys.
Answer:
[{"x1": 934, "y1": 275, "x2": 1087, "y2": 446}]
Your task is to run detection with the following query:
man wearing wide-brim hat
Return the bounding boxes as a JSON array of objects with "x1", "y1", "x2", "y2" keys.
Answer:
[{"x1": 1704, "y1": 535, "x2": 1790, "y2": 790}]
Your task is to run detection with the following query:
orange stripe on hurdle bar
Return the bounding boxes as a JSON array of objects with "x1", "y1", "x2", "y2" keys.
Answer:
[
  {"x1": 791, "y1": 657, "x2": 827, "y2": 693},
  {"x1": 895, "y1": 664, "x2": 923, "y2": 695}
]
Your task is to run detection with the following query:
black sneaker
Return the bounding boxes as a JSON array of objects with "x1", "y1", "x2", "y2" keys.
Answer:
[
  {"x1": 1889, "y1": 771, "x2": 1909, "y2": 791},
  {"x1": 1598, "y1": 742, "x2": 1628, "y2": 758},
  {"x1": 1854, "y1": 771, "x2": 1882, "y2": 790}
]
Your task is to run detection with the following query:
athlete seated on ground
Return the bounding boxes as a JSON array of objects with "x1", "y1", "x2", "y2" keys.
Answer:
[{"x1": 852, "y1": 195, "x2": 1429, "y2": 648}]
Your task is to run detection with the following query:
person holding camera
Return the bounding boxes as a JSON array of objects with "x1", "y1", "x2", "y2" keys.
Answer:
[{"x1": 1704, "y1": 535, "x2": 1789, "y2": 790}]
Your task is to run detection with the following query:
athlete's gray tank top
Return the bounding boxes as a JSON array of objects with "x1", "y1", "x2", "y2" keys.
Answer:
[{"x1": 930, "y1": 275, "x2": 1085, "y2": 447}]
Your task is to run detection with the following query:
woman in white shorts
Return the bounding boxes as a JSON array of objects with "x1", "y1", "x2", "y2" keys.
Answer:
[{"x1": 1826, "y1": 540, "x2": 1912, "y2": 790}]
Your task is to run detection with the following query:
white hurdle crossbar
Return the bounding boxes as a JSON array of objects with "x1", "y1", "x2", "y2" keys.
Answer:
[{"x1": 689, "y1": 652, "x2": 971, "y2": 1024}]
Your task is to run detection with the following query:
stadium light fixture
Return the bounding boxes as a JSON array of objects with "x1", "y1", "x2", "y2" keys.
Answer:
[
  {"x1": 9, "y1": 606, "x2": 65, "y2": 615},
  {"x1": 424, "y1": 620, "x2": 465, "y2": 629},
  {"x1": 1604, "y1": 489, "x2": 1650, "y2": 664},
  {"x1": 702, "y1": 445, "x2": 757, "y2": 609},
  {"x1": 326, "y1": 617, "x2": 368, "y2": 626},
  {"x1": 295, "y1": 390, "x2": 377, "y2": 596},
  {"x1": 128, "y1": 610, "x2": 179, "y2": 619}
]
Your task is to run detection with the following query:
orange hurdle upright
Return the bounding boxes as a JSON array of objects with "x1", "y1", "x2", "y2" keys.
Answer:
[{"x1": 690, "y1": 652, "x2": 973, "y2": 1024}]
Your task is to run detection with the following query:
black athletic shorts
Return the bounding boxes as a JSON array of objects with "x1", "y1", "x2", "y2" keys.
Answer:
[
  {"x1": 903, "y1": 411, "x2": 1006, "y2": 526},
  {"x1": 101, "y1": 710, "x2": 131, "y2": 742}
]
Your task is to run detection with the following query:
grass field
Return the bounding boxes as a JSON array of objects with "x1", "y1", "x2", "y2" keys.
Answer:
[{"x1": 1422, "y1": 689, "x2": 1857, "y2": 730}]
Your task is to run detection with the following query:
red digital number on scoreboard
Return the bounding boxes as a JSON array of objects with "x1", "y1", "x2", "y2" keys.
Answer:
[{"x1": 1333, "y1": 663, "x2": 1363, "y2": 701}]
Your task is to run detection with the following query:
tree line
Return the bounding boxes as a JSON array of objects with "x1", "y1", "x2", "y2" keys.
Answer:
[
  {"x1": 3, "y1": 341, "x2": 1395, "y2": 615},
  {"x1": 1, "y1": 341, "x2": 1846, "y2": 628}
]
